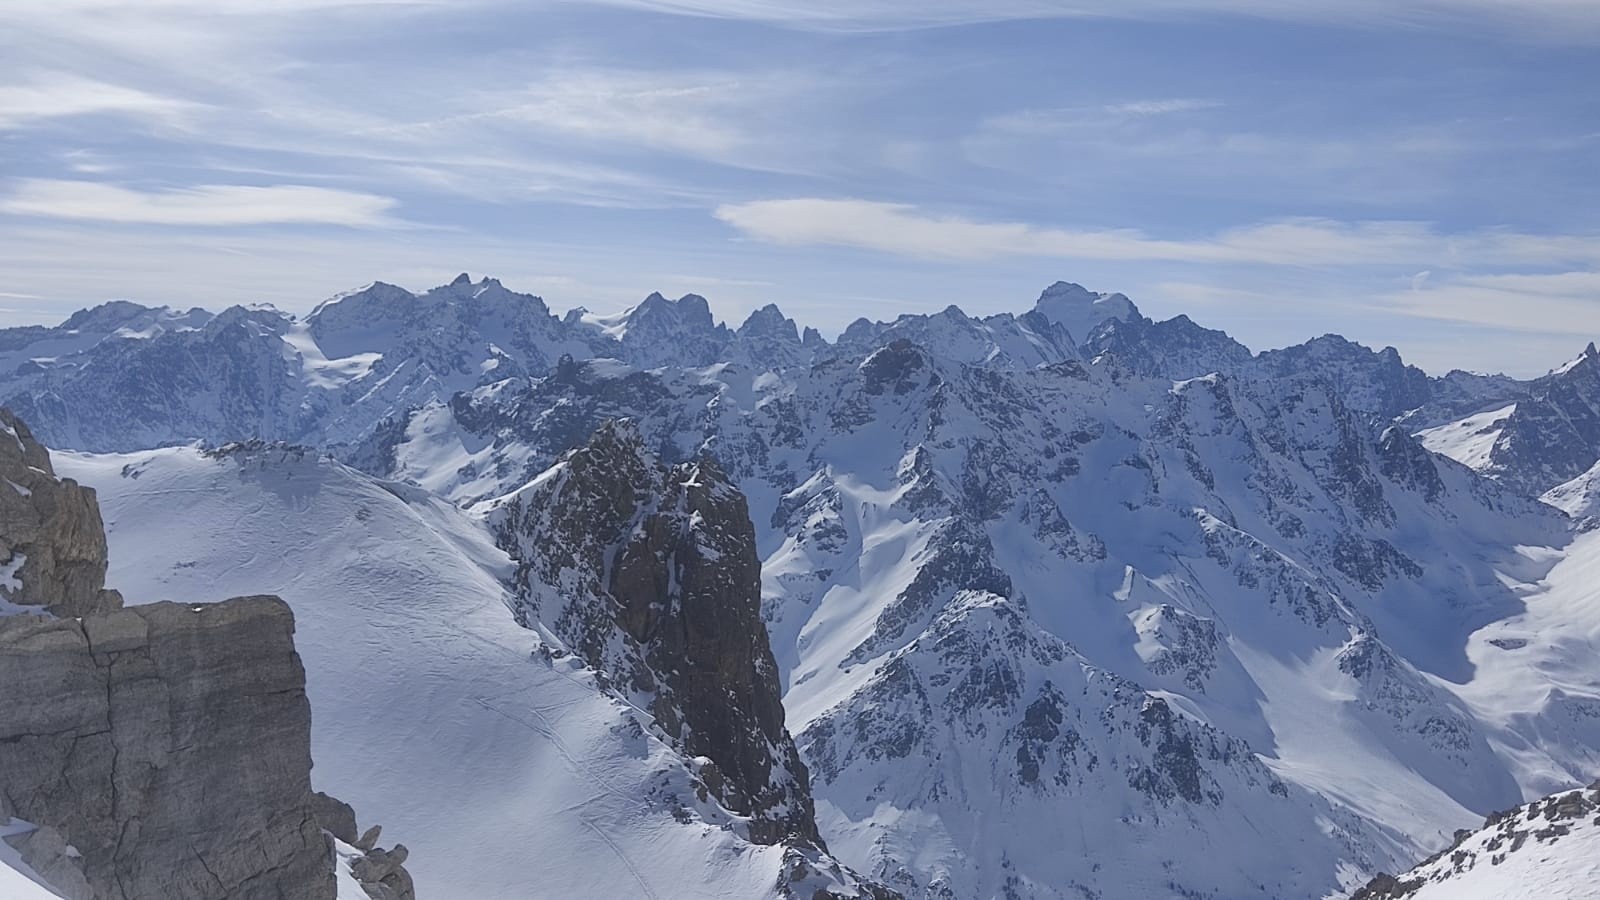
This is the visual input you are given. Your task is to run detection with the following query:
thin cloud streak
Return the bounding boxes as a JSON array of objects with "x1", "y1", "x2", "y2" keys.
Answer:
[
  {"x1": 0, "y1": 73, "x2": 200, "y2": 130},
  {"x1": 0, "y1": 180, "x2": 402, "y2": 227},
  {"x1": 715, "y1": 198, "x2": 1600, "y2": 267},
  {"x1": 580, "y1": 0, "x2": 1600, "y2": 41},
  {"x1": 1379, "y1": 270, "x2": 1600, "y2": 337}
]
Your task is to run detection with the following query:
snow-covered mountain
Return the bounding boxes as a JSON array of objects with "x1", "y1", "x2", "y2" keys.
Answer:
[
  {"x1": 53, "y1": 442, "x2": 886, "y2": 900},
  {"x1": 362, "y1": 332, "x2": 1600, "y2": 898},
  {"x1": 6, "y1": 274, "x2": 1600, "y2": 898},
  {"x1": 1417, "y1": 342, "x2": 1600, "y2": 501}
]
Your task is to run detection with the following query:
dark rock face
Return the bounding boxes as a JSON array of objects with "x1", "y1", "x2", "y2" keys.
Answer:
[
  {"x1": 1256, "y1": 337, "x2": 1434, "y2": 420},
  {"x1": 0, "y1": 409, "x2": 121, "y2": 617},
  {"x1": 491, "y1": 420, "x2": 821, "y2": 846},
  {"x1": 0, "y1": 597, "x2": 333, "y2": 900},
  {"x1": 1485, "y1": 345, "x2": 1600, "y2": 495}
]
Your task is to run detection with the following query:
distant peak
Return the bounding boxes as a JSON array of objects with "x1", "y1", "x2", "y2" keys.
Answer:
[
  {"x1": 1039, "y1": 281, "x2": 1093, "y2": 300},
  {"x1": 1553, "y1": 341, "x2": 1600, "y2": 376},
  {"x1": 450, "y1": 272, "x2": 472, "y2": 287},
  {"x1": 737, "y1": 303, "x2": 796, "y2": 339},
  {"x1": 1032, "y1": 281, "x2": 1139, "y2": 344}
]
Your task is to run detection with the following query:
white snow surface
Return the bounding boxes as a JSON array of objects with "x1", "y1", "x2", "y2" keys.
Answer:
[
  {"x1": 1415, "y1": 403, "x2": 1515, "y2": 470},
  {"x1": 55, "y1": 447, "x2": 800, "y2": 900},
  {"x1": 13, "y1": 275, "x2": 1600, "y2": 899},
  {"x1": 1543, "y1": 458, "x2": 1600, "y2": 520},
  {"x1": 1356, "y1": 784, "x2": 1600, "y2": 900},
  {"x1": 381, "y1": 344, "x2": 1600, "y2": 899}
]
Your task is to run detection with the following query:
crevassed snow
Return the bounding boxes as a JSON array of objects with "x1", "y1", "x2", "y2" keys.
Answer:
[{"x1": 56, "y1": 447, "x2": 797, "y2": 900}]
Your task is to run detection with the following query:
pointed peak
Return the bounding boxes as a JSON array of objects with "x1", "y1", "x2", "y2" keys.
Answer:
[
  {"x1": 450, "y1": 272, "x2": 472, "y2": 287},
  {"x1": 1553, "y1": 341, "x2": 1600, "y2": 376},
  {"x1": 737, "y1": 303, "x2": 797, "y2": 340}
]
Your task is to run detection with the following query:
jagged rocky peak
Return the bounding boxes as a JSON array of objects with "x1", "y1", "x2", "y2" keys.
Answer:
[
  {"x1": 1257, "y1": 333, "x2": 1434, "y2": 419},
  {"x1": 54, "y1": 300, "x2": 213, "y2": 337},
  {"x1": 731, "y1": 303, "x2": 812, "y2": 371},
  {"x1": 1554, "y1": 339, "x2": 1600, "y2": 376},
  {"x1": 736, "y1": 302, "x2": 800, "y2": 342},
  {"x1": 631, "y1": 290, "x2": 716, "y2": 327},
  {"x1": 309, "y1": 274, "x2": 553, "y2": 343},
  {"x1": 489, "y1": 420, "x2": 825, "y2": 847},
  {"x1": 1031, "y1": 280, "x2": 1140, "y2": 344},
  {"x1": 0, "y1": 408, "x2": 121, "y2": 618}
]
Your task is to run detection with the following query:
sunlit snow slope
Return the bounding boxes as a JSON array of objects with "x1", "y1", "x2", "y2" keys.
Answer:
[
  {"x1": 55, "y1": 446, "x2": 801, "y2": 900},
  {"x1": 1349, "y1": 781, "x2": 1600, "y2": 900}
]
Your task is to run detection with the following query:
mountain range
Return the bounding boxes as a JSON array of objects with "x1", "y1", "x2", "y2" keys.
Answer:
[{"x1": 2, "y1": 275, "x2": 1598, "y2": 899}]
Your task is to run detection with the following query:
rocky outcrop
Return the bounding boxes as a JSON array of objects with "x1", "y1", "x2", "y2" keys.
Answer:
[
  {"x1": 491, "y1": 420, "x2": 822, "y2": 846},
  {"x1": 0, "y1": 408, "x2": 414, "y2": 900},
  {"x1": 0, "y1": 597, "x2": 332, "y2": 900},
  {"x1": 310, "y1": 794, "x2": 415, "y2": 900},
  {"x1": 0, "y1": 408, "x2": 121, "y2": 617},
  {"x1": 491, "y1": 421, "x2": 900, "y2": 899},
  {"x1": 1350, "y1": 779, "x2": 1600, "y2": 899}
]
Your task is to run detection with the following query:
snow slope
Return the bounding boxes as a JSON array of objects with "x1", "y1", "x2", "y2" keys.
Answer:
[
  {"x1": 363, "y1": 345, "x2": 1597, "y2": 898},
  {"x1": 1349, "y1": 781, "x2": 1600, "y2": 899},
  {"x1": 1415, "y1": 403, "x2": 1515, "y2": 470},
  {"x1": 55, "y1": 446, "x2": 806, "y2": 900}
]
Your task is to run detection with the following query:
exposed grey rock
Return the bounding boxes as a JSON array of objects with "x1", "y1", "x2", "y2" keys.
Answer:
[
  {"x1": 0, "y1": 409, "x2": 415, "y2": 900},
  {"x1": 0, "y1": 408, "x2": 121, "y2": 617},
  {"x1": 4, "y1": 823, "x2": 93, "y2": 900},
  {"x1": 492, "y1": 420, "x2": 823, "y2": 846},
  {"x1": 309, "y1": 792, "x2": 359, "y2": 845},
  {"x1": 0, "y1": 596, "x2": 334, "y2": 900}
]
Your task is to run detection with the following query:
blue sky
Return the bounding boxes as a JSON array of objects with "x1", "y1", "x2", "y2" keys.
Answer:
[{"x1": 0, "y1": 0, "x2": 1597, "y2": 375}]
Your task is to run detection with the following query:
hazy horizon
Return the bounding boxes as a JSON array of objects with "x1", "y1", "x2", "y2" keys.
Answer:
[{"x1": 2, "y1": 1, "x2": 1597, "y2": 377}]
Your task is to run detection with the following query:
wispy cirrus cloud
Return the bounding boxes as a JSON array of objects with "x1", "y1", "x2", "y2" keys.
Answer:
[
  {"x1": 0, "y1": 179, "x2": 401, "y2": 227},
  {"x1": 581, "y1": 0, "x2": 1600, "y2": 41},
  {"x1": 1379, "y1": 270, "x2": 1600, "y2": 335},
  {"x1": 0, "y1": 73, "x2": 199, "y2": 130},
  {"x1": 714, "y1": 198, "x2": 1600, "y2": 267}
]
